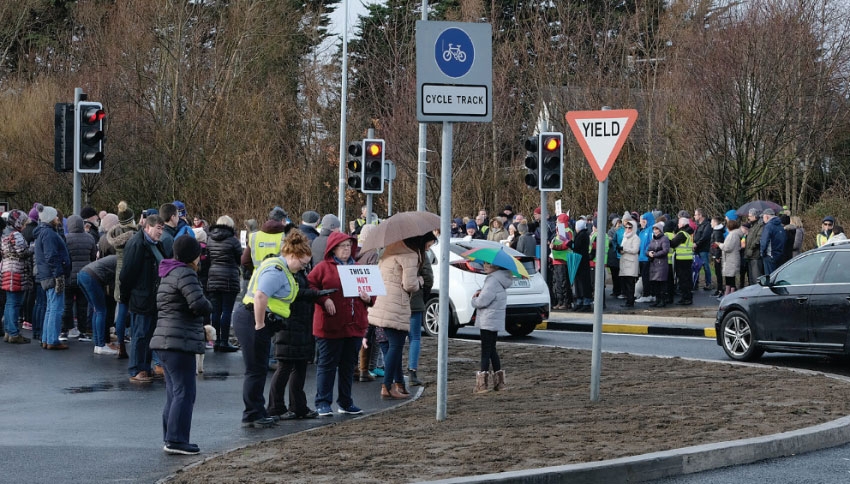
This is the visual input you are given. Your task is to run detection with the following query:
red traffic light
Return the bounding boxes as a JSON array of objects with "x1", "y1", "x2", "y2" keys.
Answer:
[
  {"x1": 83, "y1": 108, "x2": 105, "y2": 124},
  {"x1": 543, "y1": 136, "x2": 560, "y2": 152}
]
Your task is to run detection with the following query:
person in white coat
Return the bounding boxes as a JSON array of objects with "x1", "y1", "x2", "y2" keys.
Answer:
[
  {"x1": 722, "y1": 219, "x2": 744, "y2": 296},
  {"x1": 470, "y1": 263, "x2": 513, "y2": 394},
  {"x1": 618, "y1": 221, "x2": 641, "y2": 308}
]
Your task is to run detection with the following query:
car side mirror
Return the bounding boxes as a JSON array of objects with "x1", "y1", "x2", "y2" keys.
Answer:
[{"x1": 757, "y1": 274, "x2": 771, "y2": 287}]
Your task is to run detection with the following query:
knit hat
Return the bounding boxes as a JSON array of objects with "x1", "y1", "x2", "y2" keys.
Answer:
[
  {"x1": 762, "y1": 208, "x2": 775, "y2": 216},
  {"x1": 611, "y1": 217, "x2": 620, "y2": 227},
  {"x1": 38, "y1": 205, "x2": 58, "y2": 224},
  {"x1": 117, "y1": 201, "x2": 135, "y2": 226},
  {"x1": 192, "y1": 227, "x2": 208, "y2": 243},
  {"x1": 173, "y1": 235, "x2": 201, "y2": 264},
  {"x1": 8, "y1": 210, "x2": 28, "y2": 231},
  {"x1": 653, "y1": 222, "x2": 664, "y2": 231},
  {"x1": 533, "y1": 207, "x2": 541, "y2": 215},
  {"x1": 100, "y1": 213, "x2": 119, "y2": 233},
  {"x1": 269, "y1": 206, "x2": 288, "y2": 222},
  {"x1": 29, "y1": 203, "x2": 42, "y2": 223},
  {"x1": 466, "y1": 220, "x2": 478, "y2": 230},
  {"x1": 748, "y1": 208, "x2": 761, "y2": 217},
  {"x1": 725, "y1": 209, "x2": 738, "y2": 221},
  {"x1": 302, "y1": 210, "x2": 320, "y2": 225},
  {"x1": 173, "y1": 200, "x2": 187, "y2": 218},
  {"x1": 80, "y1": 206, "x2": 98, "y2": 220},
  {"x1": 321, "y1": 214, "x2": 340, "y2": 231},
  {"x1": 677, "y1": 210, "x2": 691, "y2": 219}
]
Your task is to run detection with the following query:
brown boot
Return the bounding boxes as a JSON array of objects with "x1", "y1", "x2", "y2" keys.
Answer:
[
  {"x1": 393, "y1": 382, "x2": 409, "y2": 396},
  {"x1": 493, "y1": 370, "x2": 507, "y2": 391},
  {"x1": 117, "y1": 341, "x2": 129, "y2": 359},
  {"x1": 381, "y1": 384, "x2": 405, "y2": 399},
  {"x1": 473, "y1": 371, "x2": 490, "y2": 394},
  {"x1": 358, "y1": 348, "x2": 374, "y2": 382}
]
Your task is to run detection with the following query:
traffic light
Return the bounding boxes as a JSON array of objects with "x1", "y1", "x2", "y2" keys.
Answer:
[
  {"x1": 75, "y1": 101, "x2": 105, "y2": 173},
  {"x1": 54, "y1": 103, "x2": 74, "y2": 172},
  {"x1": 347, "y1": 140, "x2": 363, "y2": 191},
  {"x1": 539, "y1": 132, "x2": 563, "y2": 191},
  {"x1": 524, "y1": 136, "x2": 539, "y2": 189},
  {"x1": 361, "y1": 138, "x2": 384, "y2": 194}
]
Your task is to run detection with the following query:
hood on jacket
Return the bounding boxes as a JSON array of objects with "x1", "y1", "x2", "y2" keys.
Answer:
[
  {"x1": 767, "y1": 216, "x2": 783, "y2": 228},
  {"x1": 640, "y1": 212, "x2": 655, "y2": 229},
  {"x1": 324, "y1": 231, "x2": 357, "y2": 260},
  {"x1": 208, "y1": 224, "x2": 235, "y2": 242},
  {"x1": 158, "y1": 258, "x2": 188, "y2": 277},
  {"x1": 491, "y1": 268, "x2": 515, "y2": 289},
  {"x1": 259, "y1": 219, "x2": 287, "y2": 234},
  {"x1": 66, "y1": 215, "x2": 84, "y2": 234}
]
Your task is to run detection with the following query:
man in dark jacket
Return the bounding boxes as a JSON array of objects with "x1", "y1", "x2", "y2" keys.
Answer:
[
  {"x1": 120, "y1": 214, "x2": 166, "y2": 383},
  {"x1": 759, "y1": 209, "x2": 785, "y2": 276},
  {"x1": 34, "y1": 205, "x2": 71, "y2": 349},
  {"x1": 692, "y1": 208, "x2": 713, "y2": 291},
  {"x1": 63, "y1": 215, "x2": 97, "y2": 340},
  {"x1": 159, "y1": 202, "x2": 195, "y2": 259},
  {"x1": 298, "y1": 211, "x2": 321, "y2": 243}
]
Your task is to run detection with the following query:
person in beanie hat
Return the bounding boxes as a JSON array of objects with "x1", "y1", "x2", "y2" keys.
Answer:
[
  {"x1": 465, "y1": 220, "x2": 484, "y2": 240},
  {"x1": 2, "y1": 209, "x2": 34, "y2": 343},
  {"x1": 172, "y1": 201, "x2": 188, "y2": 220},
  {"x1": 150, "y1": 234, "x2": 211, "y2": 455},
  {"x1": 310, "y1": 214, "x2": 341, "y2": 267},
  {"x1": 299, "y1": 211, "x2": 321, "y2": 243},
  {"x1": 109, "y1": 201, "x2": 139, "y2": 358},
  {"x1": 818, "y1": 216, "x2": 836, "y2": 247},
  {"x1": 34, "y1": 205, "x2": 71, "y2": 349}
]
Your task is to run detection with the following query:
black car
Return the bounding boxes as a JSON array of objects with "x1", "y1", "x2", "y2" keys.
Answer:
[{"x1": 716, "y1": 239, "x2": 850, "y2": 361}]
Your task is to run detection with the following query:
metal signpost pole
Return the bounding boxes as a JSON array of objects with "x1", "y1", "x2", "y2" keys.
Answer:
[
  {"x1": 590, "y1": 106, "x2": 612, "y2": 402},
  {"x1": 436, "y1": 121, "x2": 452, "y2": 421}
]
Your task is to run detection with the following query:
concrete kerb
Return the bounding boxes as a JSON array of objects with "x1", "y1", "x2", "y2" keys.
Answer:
[
  {"x1": 156, "y1": 386, "x2": 426, "y2": 484},
  {"x1": 425, "y1": 366, "x2": 850, "y2": 484},
  {"x1": 542, "y1": 312, "x2": 718, "y2": 338}
]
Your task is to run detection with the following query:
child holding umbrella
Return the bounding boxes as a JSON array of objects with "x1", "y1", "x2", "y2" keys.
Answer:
[{"x1": 470, "y1": 260, "x2": 514, "y2": 394}]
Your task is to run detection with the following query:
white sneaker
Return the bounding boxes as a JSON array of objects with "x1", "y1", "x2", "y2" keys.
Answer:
[
  {"x1": 648, "y1": 296, "x2": 656, "y2": 302},
  {"x1": 635, "y1": 296, "x2": 650, "y2": 303},
  {"x1": 94, "y1": 345, "x2": 119, "y2": 355},
  {"x1": 68, "y1": 328, "x2": 81, "y2": 338},
  {"x1": 617, "y1": 294, "x2": 625, "y2": 299}
]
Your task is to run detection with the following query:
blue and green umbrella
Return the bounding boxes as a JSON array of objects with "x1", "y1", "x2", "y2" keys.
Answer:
[{"x1": 459, "y1": 247, "x2": 529, "y2": 278}]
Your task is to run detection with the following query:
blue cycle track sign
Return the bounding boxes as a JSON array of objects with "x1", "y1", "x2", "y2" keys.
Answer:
[
  {"x1": 416, "y1": 21, "x2": 492, "y2": 123},
  {"x1": 435, "y1": 28, "x2": 474, "y2": 79}
]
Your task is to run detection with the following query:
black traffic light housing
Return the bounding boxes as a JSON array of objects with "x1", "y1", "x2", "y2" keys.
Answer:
[
  {"x1": 539, "y1": 132, "x2": 563, "y2": 191},
  {"x1": 75, "y1": 101, "x2": 105, "y2": 173},
  {"x1": 54, "y1": 103, "x2": 74, "y2": 172},
  {"x1": 361, "y1": 138, "x2": 384, "y2": 194},
  {"x1": 347, "y1": 141, "x2": 363, "y2": 191},
  {"x1": 524, "y1": 136, "x2": 539, "y2": 189}
]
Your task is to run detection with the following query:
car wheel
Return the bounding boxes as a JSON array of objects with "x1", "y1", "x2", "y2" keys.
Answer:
[
  {"x1": 720, "y1": 310, "x2": 764, "y2": 361},
  {"x1": 505, "y1": 320, "x2": 537, "y2": 337},
  {"x1": 423, "y1": 297, "x2": 459, "y2": 337}
]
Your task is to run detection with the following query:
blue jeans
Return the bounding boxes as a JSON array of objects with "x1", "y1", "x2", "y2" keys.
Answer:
[
  {"x1": 32, "y1": 285, "x2": 46, "y2": 340},
  {"x1": 43, "y1": 286, "x2": 65, "y2": 345},
  {"x1": 698, "y1": 251, "x2": 711, "y2": 287},
  {"x1": 77, "y1": 272, "x2": 107, "y2": 346},
  {"x1": 314, "y1": 337, "x2": 360, "y2": 410},
  {"x1": 407, "y1": 312, "x2": 423, "y2": 371},
  {"x1": 157, "y1": 350, "x2": 197, "y2": 445},
  {"x1": 114, "y1": 302, "x2": 129, "y2": 343},
  {"x1": 381, "y1": 328, "x2": 407, "y2": 388},
  {"x1": 3, "y1": 291, "x2": 25, "y2": 337},
  {"x1": 128, "y1": 312, "x2": 155, "y2": 377},
  {"x1": 763, "y1": 256, "x2": 779, "y2": 277}
]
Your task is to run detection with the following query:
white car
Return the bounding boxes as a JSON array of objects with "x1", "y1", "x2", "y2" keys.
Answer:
[{"x1": 423, "y1": 238, "x2": 550, "y2": 337}]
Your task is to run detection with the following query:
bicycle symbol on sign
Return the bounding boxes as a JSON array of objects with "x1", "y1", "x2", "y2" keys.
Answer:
[{"x1": 442, "y1": 43, "x2": 467, "y2": 63}]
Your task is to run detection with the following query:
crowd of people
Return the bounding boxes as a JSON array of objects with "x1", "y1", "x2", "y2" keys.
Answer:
[{"x1": 1, "y1": 198, "x2": 837, "y2": 455}]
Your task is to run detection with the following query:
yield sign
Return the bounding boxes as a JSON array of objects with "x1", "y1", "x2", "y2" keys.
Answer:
[{"x1": 565, "y1": 109, "x2": 638, "y2": 182}]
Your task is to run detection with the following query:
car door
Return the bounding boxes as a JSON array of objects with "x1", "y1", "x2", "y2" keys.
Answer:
[
  {"x1": 807, "y1": 249, "x2": 850, "y2": 350},
  {"x1": 751, "y1": 251, "x2": 828, "y2": 343}
]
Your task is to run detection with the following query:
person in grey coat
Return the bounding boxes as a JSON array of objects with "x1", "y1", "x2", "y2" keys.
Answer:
[
  {"x1": 63, "y1": 215, "x2": 97, "y2": 339},
  {"x1": 516, "y1": 223, "x2": 536, "y2": 258},
  {"x1": 470, "y1": 264, "x2": 513, "y2": 394},
  {"x1": 646, "y1": 223, "x2": 670, "y2": 308}
]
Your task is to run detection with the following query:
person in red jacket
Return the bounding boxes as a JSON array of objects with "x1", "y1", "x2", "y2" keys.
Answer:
[{"x1": 308, "y1": 231, "x2": 373, "y2": 417}]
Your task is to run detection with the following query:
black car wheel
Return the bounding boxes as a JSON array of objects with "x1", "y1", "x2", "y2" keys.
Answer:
[
  {"x1": 505, "y1": 320, "x2": 537, "y2": 337},
  {"x1": 423, "y1": 297, "x2": 459, "y2": 337},
  {"x1": 721, "y1": 310, "x2": 764, "y2": 361}
]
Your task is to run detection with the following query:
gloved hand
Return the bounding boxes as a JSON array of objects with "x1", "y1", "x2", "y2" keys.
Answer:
[{"x1": 54, "y1": 277, "x2": 65, "y2": 294}]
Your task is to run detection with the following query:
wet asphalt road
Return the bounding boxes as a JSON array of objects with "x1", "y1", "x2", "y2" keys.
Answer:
[{"x1": 0, "y1": 336, "x2": 400, "y2": 484}]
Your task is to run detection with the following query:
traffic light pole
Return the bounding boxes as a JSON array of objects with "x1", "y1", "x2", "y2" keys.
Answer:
[
  {"x1": 72, "y1": 87, "x2": 83, "y2": 216},
  {"x1": 540, "y1": 191, "x2": 547, "y2": 286}
]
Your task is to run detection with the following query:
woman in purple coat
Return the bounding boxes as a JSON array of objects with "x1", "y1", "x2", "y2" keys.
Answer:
[{"x1": 646, "y1": 222, "x2": 670, "y2": 308}]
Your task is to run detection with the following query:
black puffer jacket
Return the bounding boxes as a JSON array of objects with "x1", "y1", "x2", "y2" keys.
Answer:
[
  {"x1": 65, "y1": 215, "x2": 97, "y2": 287},
  {"x1": 273, "y1": 270, "x2": 318, "y2": 361},
  {"x1": 206, "y1": 224, "x2": 242, "y2": 294},
  {"x1": 150, "y1": 259, "x2": 212, "y2": 354}
]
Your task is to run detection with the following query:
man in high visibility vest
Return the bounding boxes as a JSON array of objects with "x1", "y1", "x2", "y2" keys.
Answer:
[
  {"x1": 240, "y1": 206, "x2": 290, "y2": 279},
  {"x1": 668, "y1": 217, "x2": 694, "y2": 305},
  {"x1": 817, "y1": 216, "x2": 836, "y2": 247}
]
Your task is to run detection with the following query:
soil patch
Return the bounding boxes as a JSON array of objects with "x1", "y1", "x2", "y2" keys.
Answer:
[{"x1": 169, "y1": 339, "x2": 850, "y2": 483}]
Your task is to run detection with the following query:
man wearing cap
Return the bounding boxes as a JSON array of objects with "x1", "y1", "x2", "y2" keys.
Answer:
[
  {"x1": 759, "y1": 209, "x2": 785, "y2": 276},
  {"x1": 34, "y1": 205, "x2": 71, "y2": 349},
  {"x1": 299, "y1": 211, "x2": 321, "y2": 243},
  {"x1": 743, "y1": 208, "x2": 765, "y2": 283},
  {"x1": 311, "y1": 214, "x2": 341, "y2": 267},
  {"x1": 817, "y1": 216, "x2": 836, "y2": 247}
]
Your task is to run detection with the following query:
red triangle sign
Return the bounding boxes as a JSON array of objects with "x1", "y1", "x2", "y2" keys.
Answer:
[{"x1": 565, "y1": 109, "x2": 638, "y2": 182}]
